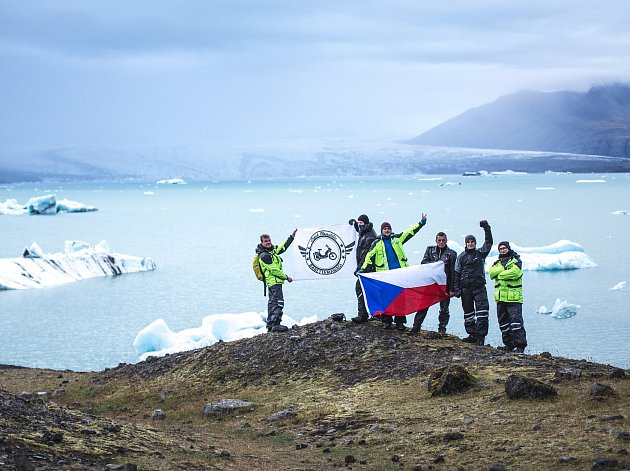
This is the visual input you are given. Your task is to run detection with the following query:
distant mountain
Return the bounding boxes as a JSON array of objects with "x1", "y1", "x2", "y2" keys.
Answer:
[{"x1": 409, "y1": 83, "x2": 630, "y2": 158}]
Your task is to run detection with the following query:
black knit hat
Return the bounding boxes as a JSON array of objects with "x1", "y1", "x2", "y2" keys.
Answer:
[
  {"x1": 465, "y1": 234, "x2": 476, "y2": 244},
  {"x1": 381, "y1": 222, "x2": 392, "y2": 232},
  {"x1": 358, "y1": 214, "x2": 369, "y2": 224},
  {"x1": 498, "y1": 241, "x2": 511, "y2": 251}
]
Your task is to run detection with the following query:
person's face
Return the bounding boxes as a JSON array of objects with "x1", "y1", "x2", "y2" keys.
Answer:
[
  {"x1": 466, "y1": 239, "x2": 476, "y2": 249},
  {"x1": 357, "y1": 220, "x2": 365, "y2": 230},
  {"x1": 382, "y1": 226, "x2": 392, "y2": 236},
  {"x1": 261, "y1": 236, "x2": 273, "y2": 249},
  {"x1": 498, "y1": 245, "x2": 509, "y2": 255},
  {"x1": 436, "y1": 235, "x2": 447, "y2": 248}
]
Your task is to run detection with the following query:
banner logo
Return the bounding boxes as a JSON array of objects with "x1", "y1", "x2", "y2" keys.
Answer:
[{"x1": 298, "y1": 230, "x2": 355, "y2": 276}]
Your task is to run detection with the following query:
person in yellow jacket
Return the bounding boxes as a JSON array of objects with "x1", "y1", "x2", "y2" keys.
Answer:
[
  {"x1": 360, "y1": 213, "x2": 427, "y2": 330},
  {"x1": 256, "y1": 229, "x2": 296, "y2": 333},
  {"x1": 489, "y1": 241, "x2": 527, "y2": 353}
]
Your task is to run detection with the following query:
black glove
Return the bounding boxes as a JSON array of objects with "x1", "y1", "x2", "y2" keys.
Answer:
[
  {"x1": 349, "y1": 218, "x2": 356, "y2": 226},
  {"x1": 479, "y1": 220, "x2": 490, "y2": 229}
]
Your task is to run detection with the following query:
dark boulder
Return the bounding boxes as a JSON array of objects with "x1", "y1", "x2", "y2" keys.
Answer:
[
  {"x1": 428, "y1": 365, "x2": 477, "y2": 396},
  {"x1": 590, "y1": 383, "x2": 616, "y2": 398},
  {"x1": 505, "y1": 375, "x2": 557, "y2": 400}
]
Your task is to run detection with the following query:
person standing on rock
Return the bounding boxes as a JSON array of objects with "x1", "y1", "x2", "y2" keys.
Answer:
[
  {"x1": 452, "y1": 220, "x2": 493, "y2": 345},
  {"x1": 360, "y1": 213, "x2": 428, "y2": 330},
  {"x1": 411, "y1": 231, "x2": 457, "y2": 334},
  {"x1": 256, "y1": 230, "x2": 296, "y2": 333},
  {"x1": 348, "y1": 215, "x2": 378, "y2": 324},
  {"x1": 489, "y1": 241, "x2": 527, "y2": 353}
]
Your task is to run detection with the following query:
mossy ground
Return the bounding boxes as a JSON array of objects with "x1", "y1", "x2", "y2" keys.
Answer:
[{"x1": 1, "y1": 320, "x2": 628, "y2": 470}]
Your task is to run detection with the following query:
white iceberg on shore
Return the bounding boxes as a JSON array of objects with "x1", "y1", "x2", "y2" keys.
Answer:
[
  {"x1": 537, "y1": 299, "x2": 580, "y2": 319},
  {"x1": 0, "y1": 194, "x2": 97, "y2": 215},
  {"x1": 0, "y1": 241, "x2": 156, "y2": 290},
  {"x1": 134, "y1": 312, "x2": 317, "y2": 360}
]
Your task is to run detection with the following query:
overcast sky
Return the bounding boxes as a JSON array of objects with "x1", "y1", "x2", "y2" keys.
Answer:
[{"x1": 1, "y1": 1, "x2": 629, "y2": 151}]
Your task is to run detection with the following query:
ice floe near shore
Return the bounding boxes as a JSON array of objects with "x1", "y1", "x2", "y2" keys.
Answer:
[
  {"x1": 537, "y1": 299, "x2": 581, "y2": 319},
  {"x1": 0, "y1": 194, "x2": 97, "y2": 215},
  {"x1": 0, "y1": 241, "x2": 156, "y2": 290},
  {"x1": 448, "y1": 240, "x2": 597, "y2": 271},
  {"x1": 134, "y1": 312, "x2": 317, "y2": 359}
]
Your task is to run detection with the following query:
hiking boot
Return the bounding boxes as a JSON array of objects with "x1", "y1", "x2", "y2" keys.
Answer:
[
  {"x1": 498, "y1": 345, "x2": 515, "y2": 353},
  {"x1": 351, "y1": 315, "x2": 369, "y2": 324},
  {"x1": 461, "y1": 336, "x2": 477, "y2": 343},
  {"x1": 410, "y1": 326, "x2": 421, "y2": 333},
  {"x1": 270, "y1": 324, "x2": 289, "y2": 333},
  {"x1": 438, "y1": 327, "x2": 446, "y2": 334},
  {"x1": 396, "y1": 323, "x2": 407, "y2": 331},
  {"x1": 476, "y1": 337, "x2": 485, "y2": 346},
  {"x1": 514, "y1": 346, "x2": 526, "y2": 354}
]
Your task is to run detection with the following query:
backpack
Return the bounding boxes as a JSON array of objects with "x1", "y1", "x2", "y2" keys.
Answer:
[
  {"x1": 253, "y1": 253, "x2": 265, "y2": 281},
  {"x1": 253, "y1": 253, "x2": 267, "y2": 296}
]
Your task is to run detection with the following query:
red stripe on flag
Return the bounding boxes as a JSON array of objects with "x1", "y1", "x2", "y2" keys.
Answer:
[{"x1": 377, "y1": 283, "x2": 448, "y2": 316}]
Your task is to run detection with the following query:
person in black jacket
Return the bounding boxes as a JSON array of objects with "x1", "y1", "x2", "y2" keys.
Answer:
[
  {"x1": 453, "y1": 220, "x2": 493, "y2": 345},
  {"x1": 411, "y1": 232, "x2": 457, "y2": 333},
  {"x1": 348, "y1": 214, "x2": 378, "y2": 323}
]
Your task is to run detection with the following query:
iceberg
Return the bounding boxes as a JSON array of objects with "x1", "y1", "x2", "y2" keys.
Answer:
[
  {"x1": 486, "y1": 240, "x2": 596, "y2": 271},
  {"x1": 157, "y1": 178, "x2": 186, "y2": 184},
  {"x1": 449, "y1": 240, "x2": 596, "y2": 271},
  {"x1": 612, "y1": 210, "x2": 629, "y2": 215},
  {"x1": 134, "y1": 312, "x2": 318, "y2": 359},
  {"x1": 610, "y1": 281, "x2": 626, "y2": 291},
  {"x1": 0, "y1": 241, "x2": 156, "y2": 290},
  {"x1": 536, "y1": 299, "x2": 580, "y2": 319},
  {"x1": 0, "y1": 194, "x2": 97, "y2": 215}
]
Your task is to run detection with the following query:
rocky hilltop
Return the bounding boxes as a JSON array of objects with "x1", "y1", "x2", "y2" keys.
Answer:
[
  {"x1": 410, "y1": 83, "x2": 630, "y2": 159},
  {"x1": 1, "y1": 318, "x2": 628, "y2": 470}
]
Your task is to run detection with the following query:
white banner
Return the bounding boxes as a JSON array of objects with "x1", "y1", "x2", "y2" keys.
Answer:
[{"x1": 290, "y1": 223, "x2": 357, "y2": 280}]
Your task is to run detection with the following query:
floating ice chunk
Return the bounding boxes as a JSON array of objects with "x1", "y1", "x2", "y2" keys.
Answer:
[
  {"x1": 134, "y1": 312, "x2": 318, "y2": 359},
  {"x1": 157, "y1": 178, "x2": 186, "y2": 184},
  {"x1": 536, "y1": 187, "x2": 555, "y2": 190},
  {"x1": 610, "y1": 281, "x2": 626, "y2": 291},
  {"x1": 490, "y1": 170, "x2": 527, "y2": 175},
  {"x1": 22, "y1": 242, "x2": 44, "y2": 258},
  {"x1": 612, "y1": 210, "x2": 629, "y2": 215},
  {"x1": 416, "y1": 177, "x2": 443, "y2": 181},
  {"x1": 537, "y1": 299, "x2": 580, "y2": 319},
  {"x1": 27, "y1": 194, "x2": 57, "y2": 214},
  {"x1": 0, "y1": 199, "x2": 26, "y2": 215},
  {"x1": 0, "y1": 241, "x2": 155, "y2": 290},
  {"x1": 485, "y1": 240, "x2": 596, "y2": 271},
  {"x1": 144, "y1": 191, "x2": 155, "y2": 195},
  {"x1": 56, "y1": 198, "x2": 97, "y2": 213},
  {"x1": 1, "y1": 194, "x2": 96, "y2": 215},
  {"x1": 576, "y1": 179, "x2": 606, "y2": 183},
  {"x1": 249, "y1": 208, "x2": 265, "y2": 212}
]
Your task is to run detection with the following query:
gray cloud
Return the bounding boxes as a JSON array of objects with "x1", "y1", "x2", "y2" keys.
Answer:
[{"x1": 1, "y1": 0, "x2": 629, "y2": 150}]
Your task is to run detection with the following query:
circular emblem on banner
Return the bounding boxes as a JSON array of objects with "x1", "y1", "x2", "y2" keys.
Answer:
[{"x1": 303, "y1": 230, "x2": 347, "y2": 275}]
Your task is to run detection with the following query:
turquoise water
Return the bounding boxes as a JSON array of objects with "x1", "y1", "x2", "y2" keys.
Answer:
[{"x1": 1, "y1": 174, "x2": 629, "y2": 371}]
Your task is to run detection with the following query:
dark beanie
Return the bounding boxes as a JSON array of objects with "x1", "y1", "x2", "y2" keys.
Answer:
[
  {"x1": 358, "y1": 214, "x2": 369, "y2": 224},
  {"x1": 381, "y1": 222, "x2": 392, "y2": 232},
  {"x1": 498, "y1": 241, "x2": 511, "y2": 251},
  {"x1": 465, "y1": 234, "x2": 476, "y2": 244}
]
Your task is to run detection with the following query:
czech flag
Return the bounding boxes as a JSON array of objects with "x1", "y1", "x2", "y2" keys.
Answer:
[{"x1": 358, "y1": 262, "x2": 449, "y2": 316}]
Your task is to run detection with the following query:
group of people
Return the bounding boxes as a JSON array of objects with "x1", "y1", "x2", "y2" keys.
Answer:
[{"x1": 255, "y1": 215, "x2": 527, "y2": 353}]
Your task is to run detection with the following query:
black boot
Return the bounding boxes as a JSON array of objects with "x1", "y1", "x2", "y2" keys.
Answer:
[
  {"x1": 476, "y1": 336, "x2": 485, "y2": 346},
  {"x1": 461, "y1": 335, "x2": 477, "y2": 343},
  {"x1": 271, "y1": 324, "x2": 289, "y2": 333},
  {"x1": 437, "y1": 325, "x2": 446, "y2": 334},
  {"x1": 351, "y1": 315, "x2": 369, "y2": 324}
]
